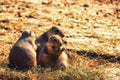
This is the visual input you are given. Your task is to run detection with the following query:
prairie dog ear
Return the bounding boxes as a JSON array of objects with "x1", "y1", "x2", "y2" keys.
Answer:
[
  {"x1": 30, "y1": 31, "x2": 35, "y2": 36},
  {"x1": 63, "y1": 40, "x2": 67, "y2": 44},
  {"x1": 22, "y1": 30, "x2": 30, "y2": 37}
]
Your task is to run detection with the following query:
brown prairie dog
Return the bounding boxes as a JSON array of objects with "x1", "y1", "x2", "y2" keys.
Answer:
[
  {"x1": 37, "y1": 35, "x2": 68, "y2": 70},
  {"x1": 35, "y1": 26, "x2": 65, "y2": 54},
  {"x1": 9, "y1": 30, "x2": 37, "y2": 70}
]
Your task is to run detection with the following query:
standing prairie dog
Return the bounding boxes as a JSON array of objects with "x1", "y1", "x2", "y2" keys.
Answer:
[
  {"x1": 9, "y1": 30, "x2": 37, "y2": 70},
  {"x1": 35, "y1": 26, "x2": 65, "y2": 54},
  {"x1": 37, "y1": 35, "x2": 68, "y2": 70}
]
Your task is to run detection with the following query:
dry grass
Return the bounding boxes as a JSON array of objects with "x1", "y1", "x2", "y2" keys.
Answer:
[{"x1": 0, "y1": 0, "x2": 120, "y2": 80}]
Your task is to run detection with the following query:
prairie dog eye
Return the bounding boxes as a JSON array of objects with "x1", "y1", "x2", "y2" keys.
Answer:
[
  {"x1": 54, "y1": 29, "x2": 59, "y2": 32},
  {"x1": 53, "y1": 46, "x2": 59, "y2": 51},
  {"x1": 50, "y1": 37, "x2": 57, "y2": 42}
]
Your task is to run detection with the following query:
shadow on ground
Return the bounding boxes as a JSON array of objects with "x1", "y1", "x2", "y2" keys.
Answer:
[{"x1": 65, "y1": 48, "x2": 120, "y2": 63}]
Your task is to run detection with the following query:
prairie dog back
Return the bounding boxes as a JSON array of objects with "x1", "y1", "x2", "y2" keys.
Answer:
[{"x1": 9, "y1": 30, "x2": 37, "y2": 70}]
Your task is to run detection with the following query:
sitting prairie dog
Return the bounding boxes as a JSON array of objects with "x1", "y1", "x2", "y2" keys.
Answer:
[
  {"x1": 35, "y1": 26, "x2": 65, "y2": 55},
  {"x1": 37, "y1": 35, "x2": 68, "y2": 70},
  {"x1": 9, "y1": 30, "x2": 37, "y2": 70}
]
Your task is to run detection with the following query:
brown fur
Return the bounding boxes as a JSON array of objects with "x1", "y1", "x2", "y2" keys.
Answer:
[
  {"x1": 37, "y1": 35, "x2": 68, "y2": 70},
  {"x1": 9, "y1": 30, "x2": 37, "y2": 70},
  {"x1": 35, "y1": 26, "x2": 65, "y2": 55}
]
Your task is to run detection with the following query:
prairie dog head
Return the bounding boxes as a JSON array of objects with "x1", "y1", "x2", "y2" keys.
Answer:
[
  {"x1": 21, "y1": 30, "x2": 36, "y2": 38},
  {"x1": 46, "y1": 35, "x2": 67, "y2": 56},
  {"x1": 46, "y1": 26, "x2": 65, "y2": 38}
]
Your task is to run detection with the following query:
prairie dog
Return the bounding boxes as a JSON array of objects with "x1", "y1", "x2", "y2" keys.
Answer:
[
  {"x1": 37, "y1": 35, "x2": 68, "y2": 69},
  {"x1": 35, "y1": 26, "x2": 65, "y2": 54},
  {"x1": 9, "y1": 30, "x2": 37, "y2": 70}
]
